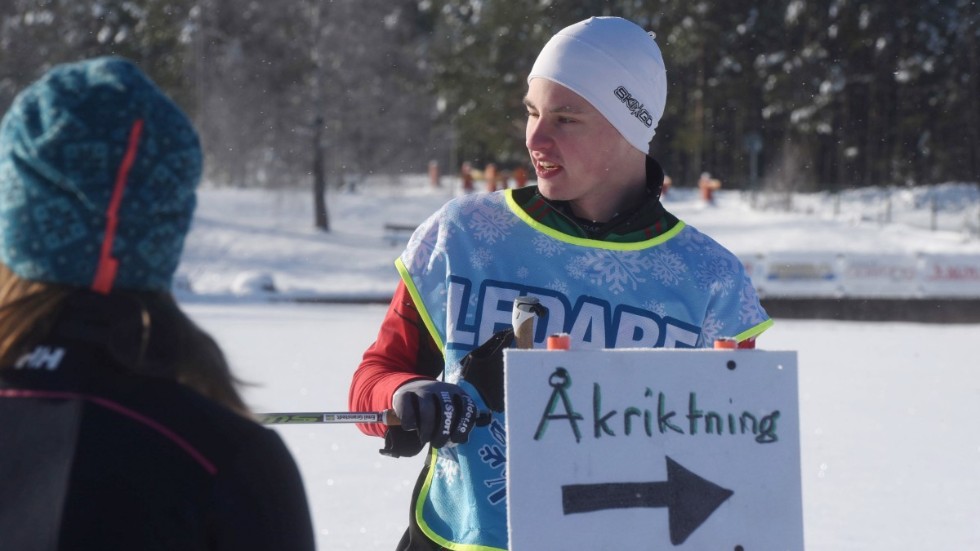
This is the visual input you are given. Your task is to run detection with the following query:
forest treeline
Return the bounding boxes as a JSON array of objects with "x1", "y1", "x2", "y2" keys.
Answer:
[{"x1": 1, "y1": 0, "x2": 976, "y2": 191}]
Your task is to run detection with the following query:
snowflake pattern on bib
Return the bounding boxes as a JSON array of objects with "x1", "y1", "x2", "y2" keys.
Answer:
[
  {"x1": 650, "y1": 247, "x2": 687, "y2": 286},
  {"x1": 568, "y1": 249, "x2": 651, "y2": 294}
]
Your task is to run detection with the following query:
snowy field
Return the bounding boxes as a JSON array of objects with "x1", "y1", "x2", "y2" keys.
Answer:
[
  {"x1": 177, "y1": 179, "x2": 980, "y2": 299},
  {"x1": 177, "y1": 177, "x2": 979, "y2": 550}
]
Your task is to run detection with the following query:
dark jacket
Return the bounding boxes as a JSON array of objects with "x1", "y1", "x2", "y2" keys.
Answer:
[{"x1": 0, "y1": 298, "x2": 315, "y2": 551}]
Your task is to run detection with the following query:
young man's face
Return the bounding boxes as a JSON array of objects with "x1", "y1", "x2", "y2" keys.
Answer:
[{"x1": 524, "y1": 78, "x2": 646, "y2": 222}]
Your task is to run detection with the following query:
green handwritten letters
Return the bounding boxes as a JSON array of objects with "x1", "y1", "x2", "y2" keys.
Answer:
[{"x1": 534, "y1": 366, "x2": 781, "y2": 444}]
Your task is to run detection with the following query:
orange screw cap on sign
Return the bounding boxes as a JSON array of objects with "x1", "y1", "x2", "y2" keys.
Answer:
[
  {"x1": 713, "y1": 338, "x2": 738, "y2": 349},
  {"x1": 547, "y1": 333, "x2": 571, "y2": 350}
]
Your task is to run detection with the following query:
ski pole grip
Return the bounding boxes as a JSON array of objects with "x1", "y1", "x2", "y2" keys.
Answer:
[{"x1": 512, "y1": 296, "x2": 547, "y2": 350}]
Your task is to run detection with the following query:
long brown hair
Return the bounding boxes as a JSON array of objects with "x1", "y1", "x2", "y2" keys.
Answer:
[
  {"x1": 0, "y1": 264, "x2": 71, "y2": 365},
  {"x1": 0, "y1": 263, "x2": 250, "y2": 417}
]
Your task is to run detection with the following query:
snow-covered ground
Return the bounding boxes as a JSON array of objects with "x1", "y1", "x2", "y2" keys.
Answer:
[
  {"x1": 179, "y1": 179, "x2": 980, "y2": 297},
  {"x1": 177, "y1": 177, "x2": 980, "y2": 550}
]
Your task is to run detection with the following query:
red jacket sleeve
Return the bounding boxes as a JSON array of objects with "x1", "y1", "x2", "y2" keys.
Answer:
[{"x1": 348, "y1": 280, "x2": 443, "y2": 437}]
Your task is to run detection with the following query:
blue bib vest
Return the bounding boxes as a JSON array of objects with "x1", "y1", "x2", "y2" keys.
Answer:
[{"x1": 396, "y1": 189, "x2": 771, "y2": 550}]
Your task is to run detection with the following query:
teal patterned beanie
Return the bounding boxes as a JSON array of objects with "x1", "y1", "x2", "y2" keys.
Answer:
[{"x1": 0, "y1": 56, "x2": 201, "y2": 292}]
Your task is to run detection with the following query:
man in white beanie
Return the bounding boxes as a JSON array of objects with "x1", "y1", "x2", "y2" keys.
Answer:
[
  {"x1": 350, "y1": 17, "x2": 771, "y2": 551},
  {"x1": 524, "y1": 15, "x2": 668, "y2": 226}
]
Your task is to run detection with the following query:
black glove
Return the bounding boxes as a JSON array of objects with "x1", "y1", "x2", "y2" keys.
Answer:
[
  {"x1": 460, "y1": 328, "x2": 514, "y2": 413},
  {"x1": 391, "y1": 379, "x2": 486, "y2": 451},
  {"x1": 379, "y1": 331, "x2": 513, "y2": 458}
]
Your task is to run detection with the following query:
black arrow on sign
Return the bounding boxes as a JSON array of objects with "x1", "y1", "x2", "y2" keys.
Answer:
[{"x1": 561, "y1": 456, "x2": 733, "y2": 546}]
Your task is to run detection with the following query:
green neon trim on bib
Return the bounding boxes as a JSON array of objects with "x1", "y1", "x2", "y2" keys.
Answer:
[
  {"x1": 396, "y1": 257, "x2": 445, "y2": 354},
  {"x1": 504, "y1": 189, "x2": 685, "y2": 250}
]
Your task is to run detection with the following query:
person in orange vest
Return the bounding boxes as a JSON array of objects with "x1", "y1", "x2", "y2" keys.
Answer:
[
  {"x1": 428, "y1": 160, "x2": 440, "y2": 188},
  {"x1": 698, "y1": 171, "x2": 722, "y2": 204},
  {"x1": 512, "y1": 165, "x2": 528, "y2": 188},
  {"x1": 460, "y1": 161, "x2": 474, "y2": 192},
  {"x1": 484, "y1": 162, "x2": 498, "y2": 192}
]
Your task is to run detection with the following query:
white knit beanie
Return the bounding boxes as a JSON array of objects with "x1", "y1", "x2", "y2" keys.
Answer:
[{"x1": 528, "y1": 17, "x2": 667, "y2": 156}]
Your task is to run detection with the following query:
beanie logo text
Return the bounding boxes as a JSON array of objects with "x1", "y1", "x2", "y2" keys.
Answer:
[{"x1": 613, "y1": 86, "x2": 653, "y2": 128}]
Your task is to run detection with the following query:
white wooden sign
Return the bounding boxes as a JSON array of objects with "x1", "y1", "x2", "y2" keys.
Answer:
[{"x1": 504, "y1": 349, "x2": 802, "y2": 550}]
